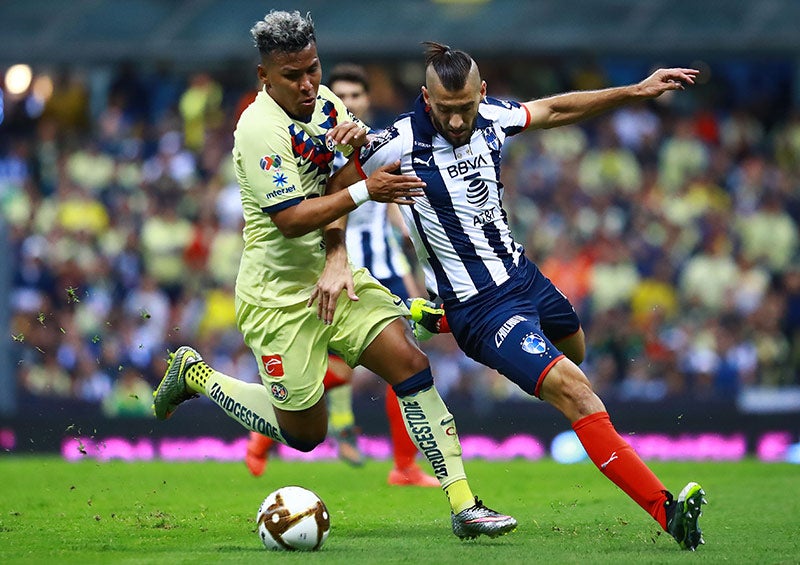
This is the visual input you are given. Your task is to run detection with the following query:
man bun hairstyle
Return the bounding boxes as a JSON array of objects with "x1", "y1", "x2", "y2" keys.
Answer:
[
  {"x1": 251, "y1": 10, "x2": 316, "y2": 56},
  {"x1": 423, "y1": 41, "x2": 474, "y2": 91},
  {"x1": 329, "y1": 63, "x2": 370, "y2": 93}
]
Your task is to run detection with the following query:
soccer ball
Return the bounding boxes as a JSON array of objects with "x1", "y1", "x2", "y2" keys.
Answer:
[{"x1": 256, "y1": 486, "x2": 330, "y2": 551}]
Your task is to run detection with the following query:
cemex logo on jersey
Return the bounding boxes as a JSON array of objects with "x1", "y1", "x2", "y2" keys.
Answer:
[{"x1": 262, "y1": 355, "x2": 284, "y2": 377}]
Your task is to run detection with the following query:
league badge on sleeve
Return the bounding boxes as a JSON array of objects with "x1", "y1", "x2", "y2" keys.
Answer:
[
  {"x1": 359, "y1": 126, "x2": 399, "y2": 161},
  {"x1": 260, "y1": 154, "x2": 283, "y2": 172}
]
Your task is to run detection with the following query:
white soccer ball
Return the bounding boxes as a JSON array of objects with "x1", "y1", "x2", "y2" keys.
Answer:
[{"x1": 256, "y1": 486, "x2": 330, "y2": 551}]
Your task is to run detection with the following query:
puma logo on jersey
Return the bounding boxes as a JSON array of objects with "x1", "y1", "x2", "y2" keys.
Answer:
[{"x1": 413, "y1": 155, "x2": 434, "y2": 167}]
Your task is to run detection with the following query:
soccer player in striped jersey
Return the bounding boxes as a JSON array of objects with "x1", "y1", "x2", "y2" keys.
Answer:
[
  {"x1": 246, "y1": 63, "x2": 438, "y2": 487},
  {"x1": 327, "y1": 42, "x2": 706, "y2": 551},
  {"x1": 154, "y1": 13, "x2": 517, "y2": 540}
]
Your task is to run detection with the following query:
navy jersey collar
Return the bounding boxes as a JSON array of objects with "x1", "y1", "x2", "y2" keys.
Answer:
[{"x1": 413, "y1": 94, "x2": 438, "y2": 138}]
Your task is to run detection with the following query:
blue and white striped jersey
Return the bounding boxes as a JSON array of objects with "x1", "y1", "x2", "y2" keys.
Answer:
[
  {"x1": 333, "y1": 137, "x2": 409, "y2": 281},
  {"x1": 344, "y1": 199, "x2": 408, "y2": 280},
  {"x1": 356, "y1": 94, "x2": 530, "y2": 306}
]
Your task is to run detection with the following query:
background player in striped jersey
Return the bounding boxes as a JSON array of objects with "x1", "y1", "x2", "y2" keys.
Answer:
[
  {"x1": 246, "y1": 62, "x2": 438, "y2": 487},
  {"x1": 327, "y1": 41, "x2": 706, "y2": 551},
  {"x1": 154, "y1": 12, "x2": 517, "y2": 540}
]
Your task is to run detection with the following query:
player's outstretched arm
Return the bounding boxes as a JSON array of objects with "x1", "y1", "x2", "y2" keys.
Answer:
[{"x1": 524, "y1": 67, "x2": 699, "y2": 130}]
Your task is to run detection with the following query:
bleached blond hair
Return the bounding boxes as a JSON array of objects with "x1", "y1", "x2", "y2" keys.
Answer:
[{"x1": 251, "y1": 10, "x2": 315, "y2": 56}]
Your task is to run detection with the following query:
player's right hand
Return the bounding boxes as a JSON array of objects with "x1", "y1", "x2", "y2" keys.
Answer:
[
  {"x1": 366, "y1": 161, "x2": 425, "y2": 205},
  {"x1": 308, "y1": 248, "x2": 358, "y2": 324}
]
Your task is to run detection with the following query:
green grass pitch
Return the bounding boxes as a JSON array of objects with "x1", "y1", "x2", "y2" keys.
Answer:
[{"x1": 1, "y1": 456, "x2": 797, "y2": 563}]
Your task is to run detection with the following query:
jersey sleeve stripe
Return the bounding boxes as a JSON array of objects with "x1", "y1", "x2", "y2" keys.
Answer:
[
  {"x1": 262, "y1": 196, "x2": 304, "y2": 214},
  {"x1": 354, "y1": 153, "x2": 368, "y2": 180}
]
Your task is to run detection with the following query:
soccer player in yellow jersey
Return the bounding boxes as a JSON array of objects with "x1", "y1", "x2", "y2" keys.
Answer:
[
  {"x1": 153, "y1": 10, "x2": 516, "y2": 539},
  {"x1": 245, "y1": 62, "x2": 439, "y2": 487}
]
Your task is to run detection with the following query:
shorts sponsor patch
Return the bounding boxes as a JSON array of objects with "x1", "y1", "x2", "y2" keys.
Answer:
[
  {"x1": 262, "y1": 354, "x2": 285, "y2": 377},
  {"x1": 495, "y1": 314, "x2": 527, "y2": 348}
]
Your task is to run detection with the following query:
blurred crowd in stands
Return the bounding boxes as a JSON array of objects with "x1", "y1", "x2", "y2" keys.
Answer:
[{"x1": 1, "y1": 57, "x2": 798, "y2": 416}]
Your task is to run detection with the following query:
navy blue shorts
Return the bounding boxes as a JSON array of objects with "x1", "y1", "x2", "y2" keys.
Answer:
[{"x1": 444, "y1": 258, "x2": 580, "y2": 397}]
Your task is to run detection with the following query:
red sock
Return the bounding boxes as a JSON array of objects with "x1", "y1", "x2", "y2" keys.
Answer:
[
  {"x1": 322, "y1": 355, "x2": 348, "y2": 390},
  {"x1": 573, "y1": 412, "x2": 670, "y2": 529},
  {"x1": 385, "y1": 385, "x2": 417, "y2": 469}
]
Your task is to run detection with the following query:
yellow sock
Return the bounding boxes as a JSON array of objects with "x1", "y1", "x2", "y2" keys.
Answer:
[
  {"x1": 395, "y1": 385, "x2": 474, "y2": 513},
  {"x1": 185, "y1": 360, "x2": 284, "y2": 443},
  {"x1": 184, "y1": 360, "x2": 211, "y2": 394},
  {"x1": 445, "y1": 479, "x2": 476, "y2": 513},
  {"x1": 327, "y1": 385, "x2": 355, "y2": 432}
]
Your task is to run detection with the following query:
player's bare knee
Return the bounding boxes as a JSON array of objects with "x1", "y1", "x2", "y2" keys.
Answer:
[
  {"x1": 380, "y1": 341, "x2": 430, "y2": 383},
  {"x1": 542, "y1": 361, "x2": 595, "y2": 411},
  {"x1": 278, "y1": 420, "x2": 327, "y2": 452},
  {"x1": 555, "y1": 330, "x2": 586, "y2": 366},
  {"x1": 404, "y1": 348, "x2": 430, "y2": 377}
]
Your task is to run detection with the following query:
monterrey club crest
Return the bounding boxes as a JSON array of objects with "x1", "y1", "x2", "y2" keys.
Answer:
[
  {"x1": 521, "y1": 332, "x2": 548, "y2": 355},
  {"x1": 482, "y1": 127, "x2": 501, "y2": 151}
]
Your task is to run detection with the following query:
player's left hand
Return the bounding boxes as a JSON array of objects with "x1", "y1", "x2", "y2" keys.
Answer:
[
  {"x1": 406, "y1": 297, "x2": 445, "y2": 340},
  {"x1": 308, "y1": 252, "x2": 358, "y2": 324},
  {"x1": 637, "y1": 68, "x2": 700, "y2": 98},
  {"x1": 325, "y1": 122, "x2": 369, "y2": 150}
]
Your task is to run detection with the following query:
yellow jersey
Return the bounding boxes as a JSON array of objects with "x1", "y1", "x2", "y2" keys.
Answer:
[{"x1": 232, "y1": 84, "x2": 363, "y2": 307}]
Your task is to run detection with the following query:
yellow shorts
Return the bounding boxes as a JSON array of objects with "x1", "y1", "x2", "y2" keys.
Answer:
[{"x1": 235, "y1": 268, "x2": 409, "y2": 411}]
